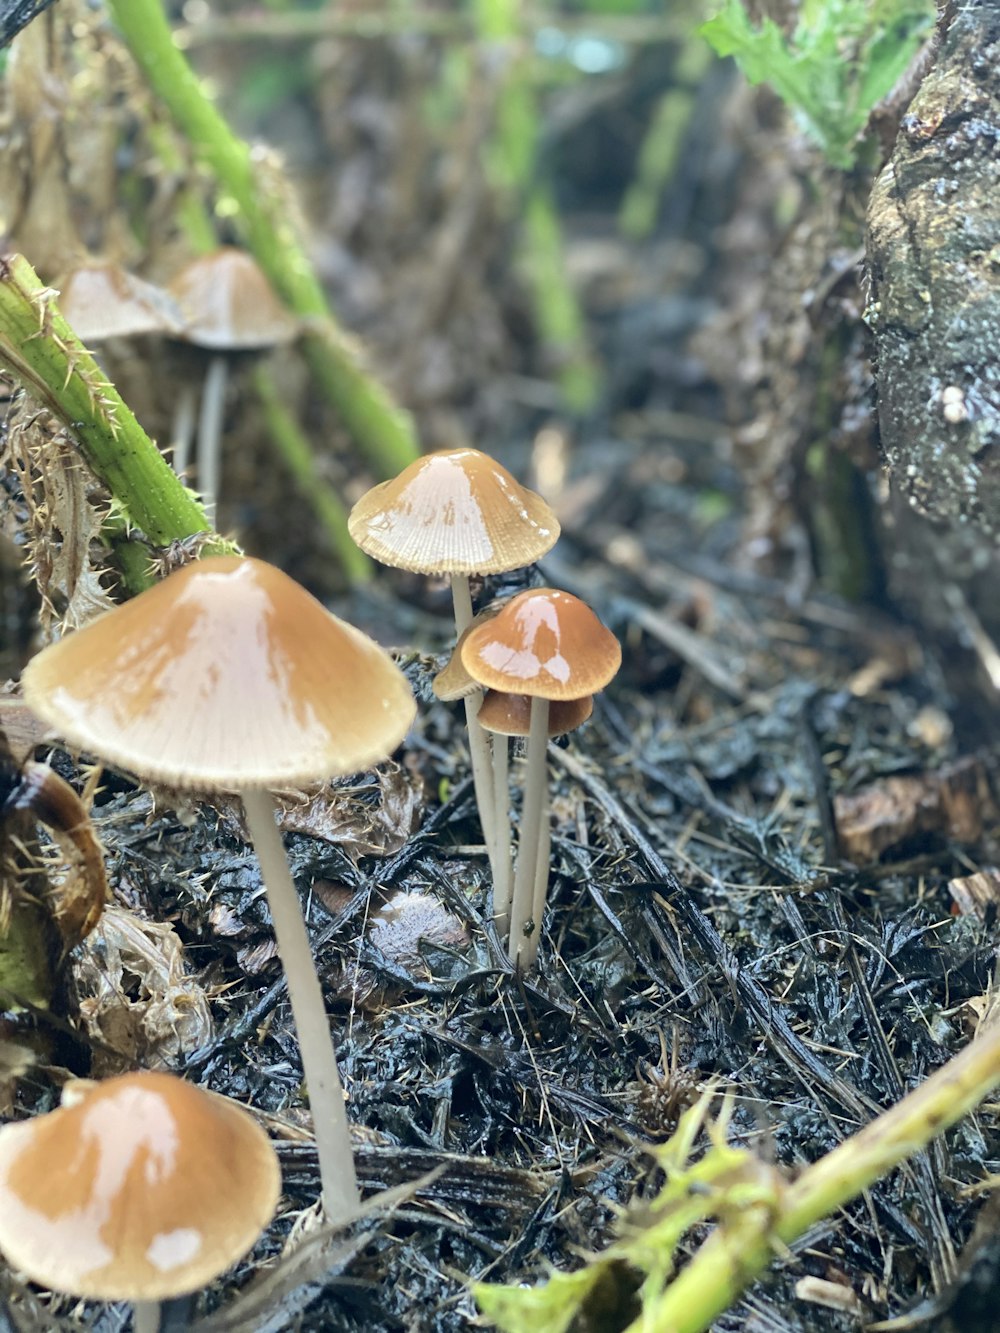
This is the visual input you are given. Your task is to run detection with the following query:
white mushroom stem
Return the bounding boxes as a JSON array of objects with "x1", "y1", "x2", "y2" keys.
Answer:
[
  {"x1": 196, "y1": 354, "x2": 229, "y2": 521},
  {"x1": 170, "y1": 384, "x2": 197, "y2": 478},
  {"x1": 133, "y1": 1302, "x2": 159, "y2": 1333},
  {"x1": 450, "y1": 575, "x2": 496, "y2": 865},
  {"x1": 507, "y1": 697, "x2": 550, "y2": 969},
  {"x1": 529, "y1": 783, "x2": 552, "y2": 956},
  {"x1": 491, "y1": 732, "x2": 513, "y2": 935},
  {"x1": 242, "y1": 789, "x2": 360, "y2": 1225}
]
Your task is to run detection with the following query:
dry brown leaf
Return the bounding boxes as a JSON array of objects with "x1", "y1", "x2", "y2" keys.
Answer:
[{"x1": 73, "y1": 905, "x2": 213, "y2": 1076}]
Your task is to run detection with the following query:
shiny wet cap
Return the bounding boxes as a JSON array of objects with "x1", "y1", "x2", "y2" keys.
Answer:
[
  {"x1": 460, "y1": 588, "x2": 620, "y2": 701},
  {"x1": 21, "y1": 556, "x2": 416, "y2": 790},
  {"x1": 169, "y1": 248, "x2": 299, "y2": 351},
  {"x1": 59, "y1": 263, "x2": 186, "y2": 341},
  {"x1": 348, "y1": 448, "x2": 560, "y2": 575},
  {"x1": 0, "y1": 1070, "x2": 280, "y2": 1301},
  {"x1": 477, "y1": 689, "x2": 593, "y2": 736}
]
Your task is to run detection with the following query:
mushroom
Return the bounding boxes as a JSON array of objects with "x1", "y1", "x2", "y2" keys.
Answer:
[
  {"x1": 349, "y1": 448, "x2": 560, "y2": 876},
  {"x1": 168, "y1": 249, "x2": 299, "y2": 513},
  {"x1": 460, "y1": 588, "x2": 620, "y2": 969},
  {"x1": 0, "y1": 1070, "x2": 280, "y2": 1333},
  {"x1": 58, "y1": 262, "x2": 186, "y2": 343},
  {"x1": 21, "y1": 555, "x2": 415, "y2": 1224}
]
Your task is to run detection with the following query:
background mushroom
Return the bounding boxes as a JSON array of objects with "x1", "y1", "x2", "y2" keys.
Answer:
[
  {"x1": 0, "y1": 1069, "x2": 280, "y2": 1332},
  {"x1": 168, "y1": 248, "x2": 299, "y2": 513},
  {"x1": 58, "y1": 262, "x2": 186, "y2": 344},
  {"x1": 21, "y1": 555, "x2": 415, "y2": 1224}
]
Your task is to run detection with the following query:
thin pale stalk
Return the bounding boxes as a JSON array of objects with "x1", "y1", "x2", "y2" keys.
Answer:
[
  {"x1": 133, "y1": 1302, "x2": 159, "y2": 1333},
  {"x1": 491, "y1": 733, "x2": 512, "y2": 934},
  {"x1": 171, "y1": 384, "x2": 197, "y2": 478},
  {"x1": 242, "y1": 789, "x2": 360, "y2": 1225},
  {"x1": 530, "y1": 781, "x2": 551, "y2": 942},
  {"x1": 628, "y1": 1018, "x2": 1000, "y2": 1333},
  {"x1": 507, "y1": 698, "x2": 549, "y2": 969},
  {"x1": 196, "y1": 355, "x2": 228, "y2": 521},
  {"x1": 451, "y1": 576, "x2": 496, "y2": 861}
]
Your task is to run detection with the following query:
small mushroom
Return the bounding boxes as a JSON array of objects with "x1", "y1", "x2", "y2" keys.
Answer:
[
  {"x1": 58, "y1": 262, "x2": 186, "y2": 343},
  {"x1": 21, "y1": 556, "x2": 415, "y2": 1224},
  {"x1": 168, "y1": 249, "x2": 299, "y2": 513},
  {"x1": 0, "y1": 1070, "x2": 280, "y2": 1332},
  {"x1": 349, "y1": 448, "x2": 560, "y2": 875},
  {"x1": 461, "y1": 588, "x2": 620, "y2": 969}
]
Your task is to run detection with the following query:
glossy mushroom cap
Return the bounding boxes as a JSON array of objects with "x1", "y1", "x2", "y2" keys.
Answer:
[
  {"x1": 478, "y1": 689, "x2": 593, "y2": 737},
  {"x1": 21, "y1": 556, "x2": 416, "y2": 790},
  {"x1": 348, "y1": 448, "x2": 560, "y2": 576},
  {"x1": 460, "y1": 588, "x2": 620, "y2": 701},
  {"x1": 0, "y1": 1071, "x2": 280, "y2": 1301},
  {"x1": 59, "y1": 263, "x2": 186, "y2": 341},
  {"x1": 169, "y1": 248, "x2": 299, "y2": 351}
]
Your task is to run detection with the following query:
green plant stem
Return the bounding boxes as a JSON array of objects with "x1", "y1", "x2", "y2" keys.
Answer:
[
  {"x1": 0, "y1": 254, "x2": 220, "y2": 552},
  {"x1": 619, "y1": 41, "x2": 712, "y2": 240},
  {"x1": 628, "y1": 1018, "x2": 1000, "y2": 1333},
  {"x1": 251, "y1": 366, "x2": 372, "y2": 585},
  {"x1": 474, "y1": 0, "x2": 600, "y2": 414},
  {"x1": 106, "y1": 0, "x2": 420, "y2": 480}
]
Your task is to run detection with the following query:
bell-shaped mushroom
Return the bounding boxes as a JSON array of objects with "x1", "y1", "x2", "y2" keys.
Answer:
[
  {"x1": 0, "y1": 1070, "x2": 280, "y2": 1332},
  {"x1": 21, "y1": 556, "x2": 415, "y2": 1224},
  {"x1": 168, "y1": 249, "x2": 299, "y2": 512}
]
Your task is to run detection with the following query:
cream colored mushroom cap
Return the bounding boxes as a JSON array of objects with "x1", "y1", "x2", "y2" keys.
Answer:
[
  {"x1": 0, "y1": 1071, "x2": 280, "y2": 1301},
  {"x1": 59, "y1": 263, "x2": 186, "y2": 341},
  {"x1": 21, "y1": 556, "x2": 416, "y2": 790},
  {"x1": 348, "y1": 448, "x2": 560, "y2": 575},
  {"x1": 169, "y1": 248, "x2": 299, "y2": 350},
  {"x1": 460, "y1": 588, "x2": 621, "y2": 701}
]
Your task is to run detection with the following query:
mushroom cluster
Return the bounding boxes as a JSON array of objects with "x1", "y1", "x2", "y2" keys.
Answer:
[
  {"x1": 57, "y1": 249, "x2": 298, "y2": 517},
  {"x1": 351, "y1": 449, "x2": 620, "y2": 971},
  {"x1": 349, "y1": 447, "x2": 561, "y2": 885},
  {"x1": 7, "y1": 445, "x2": 615, "y2": 1327}
]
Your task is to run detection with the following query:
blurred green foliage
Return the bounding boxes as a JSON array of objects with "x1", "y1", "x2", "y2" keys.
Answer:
[{"x1": 701, "y1": 0, "x2": 935, "y2": 167}]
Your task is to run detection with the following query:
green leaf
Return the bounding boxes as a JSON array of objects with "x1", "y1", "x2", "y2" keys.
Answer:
[
  {"x1": 474, "y1": 1265, "x2": 608, "y2": 1333},
  {"x1": 700, "y1": 0, "x2": 934, "y2": 168}
]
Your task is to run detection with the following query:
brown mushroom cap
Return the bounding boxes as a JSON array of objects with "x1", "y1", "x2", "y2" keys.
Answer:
[
  {"x1": 347, "y1": 448, "x2": 560, "y2": 576},
  {"x1": 478, "y1": 689, "x2": 593, "y2": 737},
  {"x1": 460, "y1": 588, "x2": 620, "y2": 701},
  {"x1": 0, "y1": 1070, "x2": 280, "y2": 1301},
  {"x1": 59, "y1": 263, "x2": 186, "y2": 341},
  {"x1": 169, "y1": 248, "x2": 299, "y2": 351},
  {"x1": 21, "y1": 556, "x2": 415, "y2": 790},
  {"x1": 431, "y1": 605, "x2": 502, "y2": 702}
]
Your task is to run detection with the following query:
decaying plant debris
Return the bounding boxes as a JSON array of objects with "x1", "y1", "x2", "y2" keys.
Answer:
[{"x1": 2, "y1": 3, "x2": 1000, "y2": 1332}]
